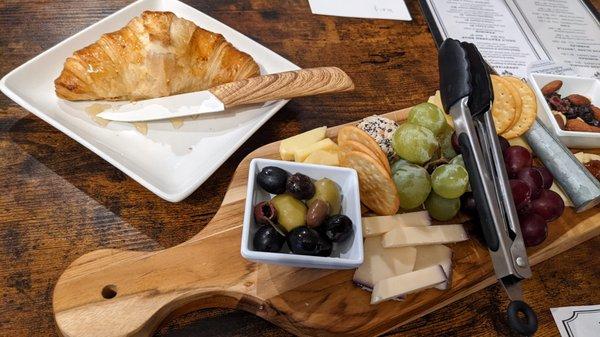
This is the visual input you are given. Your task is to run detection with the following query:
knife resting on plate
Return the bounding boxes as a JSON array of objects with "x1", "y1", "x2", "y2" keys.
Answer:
[{"x1": 97, "y1": 67, "x2": 354, "y2": 122}]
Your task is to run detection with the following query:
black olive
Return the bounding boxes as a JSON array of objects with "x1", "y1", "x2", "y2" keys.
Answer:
[
  {"x1": 287, "y1": 226, "x2": 331, "y2": 256},
  {"x1": 253, "y1": 201, "x2": 277, "y2": 225},
  {"x1": 257, "y1": 166, "x2": 288, "y2": 194},
  {"x1": 321, "y1": 215, "x2": 353, "y2": 243},
  {"x1": 253, "y1": 225, "x2": 285, "y2": 252},
  {"x1": 286, "y1": 173, "x2": 315, "y2": 199}
]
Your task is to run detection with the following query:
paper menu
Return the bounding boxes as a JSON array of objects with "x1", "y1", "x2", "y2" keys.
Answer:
[
  {"x1": 420, "y1": 0, "x2": 600, "y2": 78},
  {"x1": 308, "y1": 0, "x2": 412, "y2": 21},
  {"x1": 551, "y1": 304, "x2": 600, "y2": 337}
]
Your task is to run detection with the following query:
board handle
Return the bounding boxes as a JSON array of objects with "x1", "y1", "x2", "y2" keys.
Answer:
[
  {"x1": 52, "y1": 229, "x2": 255, "y2": 337},
  {"x1": 209, "y1": 67, "x2": 355, "y2": 107}
]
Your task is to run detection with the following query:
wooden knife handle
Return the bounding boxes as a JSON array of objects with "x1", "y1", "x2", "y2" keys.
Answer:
[{"x1": 208, "y1": 67, "x2": 354, "y2": 107}]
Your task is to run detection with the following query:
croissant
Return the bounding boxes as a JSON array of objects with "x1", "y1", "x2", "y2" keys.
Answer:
[{"x1": 55, "y1": 11, "x2": 260, "y2": 101}]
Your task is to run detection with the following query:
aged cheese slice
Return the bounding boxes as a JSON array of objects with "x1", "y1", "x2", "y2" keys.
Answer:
[
  {"x1": 294, "y1": 138, "x2": 338, "y2": 162},
  {"x1": 304, "y1": 149, "x2": 340, "y2": 166},
  {"x1": 353, "y1": 237, "x2": 417, "y2": 289},
  {"x1": 382, "y1": 225, "x2": 468, "y2": 248},
  {"x1": 362, "y1": 211, "x2": 431, "y2": 237},
  {"x1": 414, "y1": 245, "x2": 453, "y2": 290},
  {"x1": 279, "y1": 126, "x2": 327, "y2": 160},
  {"x1": 371, "y1": 265, "x2": 446, "y2": 304}
]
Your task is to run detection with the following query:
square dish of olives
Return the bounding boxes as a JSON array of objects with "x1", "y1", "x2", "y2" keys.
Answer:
[{"x1": 241, "y1": 158, "x2": 363, "y2": 269}]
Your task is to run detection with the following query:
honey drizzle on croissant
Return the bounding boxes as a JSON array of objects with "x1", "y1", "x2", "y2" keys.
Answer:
[{"x1": 55, "y1": 11, "x2": 260, "y2": 101}]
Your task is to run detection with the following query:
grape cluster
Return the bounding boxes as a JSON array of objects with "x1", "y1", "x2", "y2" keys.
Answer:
[
  {"x1": 390, "y1": 103, "x2": 467, "y2": 221},
  {"x1": 462, "y1": 142, "x2": 565, "y2": 247}
]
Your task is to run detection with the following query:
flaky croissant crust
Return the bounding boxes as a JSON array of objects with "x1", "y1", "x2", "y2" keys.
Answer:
[{"x1": 55, "y1": 11, "x2": 260, "y2": 101}]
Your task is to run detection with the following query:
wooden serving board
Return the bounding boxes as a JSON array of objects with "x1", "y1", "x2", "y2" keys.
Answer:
[{"x1": 52, "y1": 108, "x2": 600, "y2": 337}]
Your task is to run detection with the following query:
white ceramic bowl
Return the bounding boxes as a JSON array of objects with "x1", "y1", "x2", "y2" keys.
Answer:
[
  {"x1": 241, "y1": 159, "x2": 363, "y2": 269},
  {"x1": 529, "y1": 73, "x2": 600, "y2": 149}
]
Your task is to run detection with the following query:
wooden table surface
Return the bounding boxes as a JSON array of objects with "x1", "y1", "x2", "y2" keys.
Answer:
[{"x1": 1, "y1": 0, "x2": 599, "y2": 336}]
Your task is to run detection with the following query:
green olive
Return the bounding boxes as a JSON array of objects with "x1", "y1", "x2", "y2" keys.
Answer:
[
  {"x1": 271, "y1": 194, "x2": 307, "y2": 232},
  {"x1": 307, "y1": 178, "x2": 341, "y2": 215}
]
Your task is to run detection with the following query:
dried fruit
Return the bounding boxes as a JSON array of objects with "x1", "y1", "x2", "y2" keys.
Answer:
[
  {"x1": 541, "y1": 80, "x2": 562, "y2": 96},
  {"x1": 566, "y1": 94, "x2": 591, "y2": 106},
  {"x1": 553, "y1": 112, "x2": 566, "y2": 130},
  {"x1": 565, "y1": 118, "x2": 600, "y2": 133}
]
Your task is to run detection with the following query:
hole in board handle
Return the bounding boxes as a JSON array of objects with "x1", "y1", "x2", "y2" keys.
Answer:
[{"x1": 101, "y1": 285, "x2": 117, "y2": 299}]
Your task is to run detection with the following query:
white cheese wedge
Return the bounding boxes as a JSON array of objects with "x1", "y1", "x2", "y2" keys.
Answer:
[
  {"x1": 294, "y1": 138, "x2": 338, "y2": 162},
  {"x1": 303, "y1": 149, "x2": 340, "y2": 166},
  {"x1": 382, "y1": 225, "x2": 468, "y2": 248},
  {"x1": 279, "y1": 126, "x2": 327, "y2": 161},
  {"x1": 362, "y1": 211, "x2": 431, "y2": 237},
  {"x1": 371, "y1": 265, "x2": 446, "y2": 304},
  {"x1": 353, "y1": 237, "x2": 417, "y2": 289},
  {"x1": 414, "y1": 245, "x2": 453, "y2": 290}
]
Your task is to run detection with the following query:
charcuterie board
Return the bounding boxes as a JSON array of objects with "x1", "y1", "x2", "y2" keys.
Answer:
[{"x1": 52, "y1": 107, "x2": 600, "y2": 337}]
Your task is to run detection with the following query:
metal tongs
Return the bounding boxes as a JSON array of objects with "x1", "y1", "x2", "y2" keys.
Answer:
[{"x1": 438, "y1": 39, "x2": 538, "y2": 336}]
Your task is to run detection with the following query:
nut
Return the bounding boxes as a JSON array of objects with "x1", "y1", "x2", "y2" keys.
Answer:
[
  {"x1": 592, "y1": 105, "x2": 600, "y2": 121},
  {"x1": 583, "y1": 160, "x2": 600, "y2": 181},
  {"x1": 553, "y1": 112, "x2": 566, "y2": 130},
  {"x1": 541, "y1": 80, "x2": 562, "y2": 96},
  {"x1": 306, "y1": 199, "x2": 330, "y2": 228},
  {"x1": 565, "y1": 118, "x2": 600, "y2": 133},
  {"x1": 566, "y1": 94, "x2": 591, "y2": 106}
]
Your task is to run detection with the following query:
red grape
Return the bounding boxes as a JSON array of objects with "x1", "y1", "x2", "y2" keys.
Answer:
[
  {"x1": 532, "y1": 190, "x2": 565, "y2": 222},
  {"x1": 517, "y1": 167, "x2": 544, "y2": 199},
  {"x1": 533, "y1": 166, "x2": 554, "y2": 189},
  {"x1": 519, "y1": 213, "x2": 548, "y2": 247},
  {"x1": 503, "y1": 146, "x2": 533, "y2": 178},
  {"x1": 498, "y1": 136, "x2": 510, "y2": 153},
  {"x1": 460, "y1": 192, "x2": 477, "y2": 214},
  {"x1": 509, "y1": 179, "x2": 532, "y2": 212},
  {"x1": 451, "y1": 131, "x2": 460, "y2": 154}
]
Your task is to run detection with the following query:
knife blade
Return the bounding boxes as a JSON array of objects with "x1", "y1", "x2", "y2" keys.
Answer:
[{"x1": 97, "y1": 67, "x2": 354, "y2": 122}]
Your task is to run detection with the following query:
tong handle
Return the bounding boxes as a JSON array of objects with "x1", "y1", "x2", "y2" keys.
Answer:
[
  {"x1": 457, "y1": 133, "x2": 499, "y2": 251},
  {"x1": 507, "y1": 300, "x2": 538, "y2": 336}
]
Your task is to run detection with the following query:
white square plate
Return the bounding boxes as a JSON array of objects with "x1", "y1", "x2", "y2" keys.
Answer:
[
  {"x1": 0, "y1": 0, "x2": 299, "y2": 201},
  {"x1": 529, "y1": 73, "x2": 600, "y2": 149}
]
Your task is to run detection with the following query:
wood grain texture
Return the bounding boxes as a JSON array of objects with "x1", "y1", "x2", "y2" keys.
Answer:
[
  {"x1": 210, "y1": 67, "x2": 355, "y2": 107},
  {"x1": 1, "y1": 0, "x2": 599, "y2": 336},
  {"x1": 52, "y1": 109, "x2": 600, "y2": 337}
]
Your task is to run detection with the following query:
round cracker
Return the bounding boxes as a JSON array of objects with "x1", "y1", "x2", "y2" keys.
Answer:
[
  {"x1": 339, "y1": 140, "x2": 389, "y2": 173},
  {"x1": 490, "y1": 75, "x2": 517, "y2": 134},
  {"x1": 339, "y1": 150, "x2": 400, "y2": 215},
  {"x1": 501, "y1": 77, "x2": 538, "y2": 139},
  {"x1": 337, "y1": 126, "x2": 391, "y2": 174},
  {"x1": 499, "y1": 76, "x2": 522, "y2": 131}
]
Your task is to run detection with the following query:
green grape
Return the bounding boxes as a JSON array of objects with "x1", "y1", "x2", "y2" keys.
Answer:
[
  {"x1": 424, "y1": 191, "x2": 461, "y2": 221},
  {"x1": 438, "y1": 127, "x2": 457, "y2": 159},
  {"x1": 392, "y1": 123, "x2": 439, "y2": 165},
  {"x1": 450, "y1": 154, "x2": 465, "y2": 168},
  {"x1": 408, "y1": 102, "x2": 448, "y2": 135},
  {"x1": 431, "y1": 164, "x2": 469, "y2": 199},
  {"x1": 392, "y1": 163, "x2": 431, "y2": 209},
  {"x1": 390, "y1": 158, "x2": 410, "y2": 174}
]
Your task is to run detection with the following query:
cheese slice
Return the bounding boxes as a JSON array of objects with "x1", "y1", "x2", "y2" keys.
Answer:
[
  {"x1": 362, "y1": 211, "x2": 431, "y2": 237},
  {"x1": 279, "y1": 126, "x2": 327, "y2": 161},
  {"x1": 304, "y1": 149, "x2": 340, "y2": 166},
  {"x1": 353, "y1": 237, "x2": 417, "y2": 289},
  {"x1": 371, "y1": 265, "x2": 446, "y2": 304},
  {"x1": 382, "y1": 225, "x2": 468, "y2": 248},
  {"x1": 414, "y1": 245, "x2": 453, "y2": 290},
  {"x1": 294, "y1": 138, "x2": 338, "y2": 162}
]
